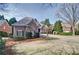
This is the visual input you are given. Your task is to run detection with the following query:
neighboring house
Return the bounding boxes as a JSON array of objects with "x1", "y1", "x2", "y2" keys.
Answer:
[
  {"x1": 75, "y1": 21, "x2": 79, "y2": 31},
  {"x1": 41, "y1": 23, "x2": 72, "y2": 33},
  {"x1": 62, "y1": 23, "x2": 72, "y2": 32},
  {"x1": 0, "y1": 20, "x2": 12, "y2": 33},
  {"x1": 12, "y1": 17, "x2": 41, "y2": 37},
  {"x1": 40, "y1": 25, "x2": 48, "y2": 33},
  {"x1": 40, "y1": 24, "x2": 53, "y2": 33},
  {"x1": 62, "y1": 22, "x2": 79, "y2": 32}
]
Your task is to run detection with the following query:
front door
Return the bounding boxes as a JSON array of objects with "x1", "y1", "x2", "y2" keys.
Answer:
[{"x1": 38, "y1": 28, "x2": 40, "y2": 33}]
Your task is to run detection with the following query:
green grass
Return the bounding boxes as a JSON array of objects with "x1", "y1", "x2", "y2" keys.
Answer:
[{"x1": 59, "y1": 32, "x2": 72, "y2": 36}]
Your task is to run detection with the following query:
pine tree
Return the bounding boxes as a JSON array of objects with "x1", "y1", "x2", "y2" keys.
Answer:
[
  {"x1": 0, "y1": 15, "x2": 4, "y2": 20},
  {"x1": 44, "y1": 18, "x2": 50, "y2": 26},
  {"x1": 53, "y1": 20, "x2": 63, "y2": 33},
  {"x1": 8, "y1": 17, "x2": 17, "y2": 26}
]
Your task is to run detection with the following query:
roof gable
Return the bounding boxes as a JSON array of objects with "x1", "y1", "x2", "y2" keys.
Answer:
[
  {"x1": 0, "y1": 20, "x2": 8, "y2": 26},
  {"x1": 12, "y1": 17, "x2": 40, "y2": 26}
]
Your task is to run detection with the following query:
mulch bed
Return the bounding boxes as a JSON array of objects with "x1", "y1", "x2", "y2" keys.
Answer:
[{"x1": 5, "y1": 39, "x2": 18, "y2": 55}]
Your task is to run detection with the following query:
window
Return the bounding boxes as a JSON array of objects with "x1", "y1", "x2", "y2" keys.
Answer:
[
  {"x1": 17, "y1": 30, "x2": 24, "y2": 37},
  {"x1": 38, "y1": 28, "x2": 40, "y2": 32}
]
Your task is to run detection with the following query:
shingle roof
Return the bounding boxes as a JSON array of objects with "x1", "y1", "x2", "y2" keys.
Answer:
[
  {"x1": 12, "y1": 17, "x2": 40, "y2": 26},
  {"x1": 0, "y1": 20, "x2": 7, "y2": 26}
]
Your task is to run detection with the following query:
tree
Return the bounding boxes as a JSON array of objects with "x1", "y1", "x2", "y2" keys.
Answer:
[
  {"x1": 0, "y1": 15, "x2": 4, "y2": 20},
  {"x1": 5, "y1": 19, "x2": 8, "y2": 22},
  {"x1": 44, "y1": 18, "x2": 50, "y2": 27},
  {"x1": 8, "y1": 17, "x2": 17, "y2": 26},
  {"x1": 77, "y1": 23, "x2": 79, "y2": 31},
  {"x1": 42, "y1": 3, "x2": 57, "y2": 9},
  {"x1": 41, "y1": 18, "x2": 51, "y2": 36},
  {"x1": 41, "y1": 18, "x2": 50, "y2": 26},
  {"x1": 53, "y1": 20, "x2": 63, "y2": 34},
  {"x1": 40, "y1": 20, "x2": 45, "y2": 25},
  {"x1": 57, "y1": 4, "x2": 79, "y2": 36}
]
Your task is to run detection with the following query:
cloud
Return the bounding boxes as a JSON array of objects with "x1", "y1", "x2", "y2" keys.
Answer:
[{"x1": 0, "y1": 3, "x2": 61, "y2": 24}]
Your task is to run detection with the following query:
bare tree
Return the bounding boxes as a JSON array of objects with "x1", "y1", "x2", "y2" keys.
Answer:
[{"x1": 57, "y1": 3, "x2": 79, "y2": 36}]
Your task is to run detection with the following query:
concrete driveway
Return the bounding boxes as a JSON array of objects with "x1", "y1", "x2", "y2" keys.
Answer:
[{"x1": 10, "y1": 34, "x2": 79, "y2": 55}]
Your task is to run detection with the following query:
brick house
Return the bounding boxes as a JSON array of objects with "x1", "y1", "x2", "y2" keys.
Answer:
[
  {"x1": 62, "y1": 23, "x2": 72, "y2": 32},
  {"x1": 0, "y1": 20, "x2": 12, "y2": 33}
]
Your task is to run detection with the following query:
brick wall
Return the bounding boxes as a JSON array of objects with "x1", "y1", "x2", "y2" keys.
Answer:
[{"x1": 0, "y1": 22, "x2": 12, "y2": 33}]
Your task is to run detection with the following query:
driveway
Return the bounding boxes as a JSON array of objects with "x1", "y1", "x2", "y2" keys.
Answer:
[
  {"x1": 5, "y1": 34, "x2": 79, "y2": 55},
  {"x1": 41, "y1": 34, "x2": 79, "y2": 41}
]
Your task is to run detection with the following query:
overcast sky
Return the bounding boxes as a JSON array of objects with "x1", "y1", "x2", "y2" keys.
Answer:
[{"x1": 0, "y1": 3, "x2": 61, "y2": 24}]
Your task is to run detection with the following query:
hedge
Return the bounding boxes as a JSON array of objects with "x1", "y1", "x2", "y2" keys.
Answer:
[
  {"x1": 0, "y1": 31, "x2": 8, "y2": 37},
  {"x1": 26, "y1": 32, "x2": 32, "y2": 39},
  {"x1": 14, "y1": 32, "x2": 32, "y2": 41},
  {"x1": 34, "y1": 32, "x2": 40, "y2": 38},
  {"x1": 0, "y1": 36, "x2": 5, "y2": 54},
  {"x1": 75, "y1": 31, "x2": 79, "y2": 35},
  {"x1": 14, "y1": 37, "x2": 26, "y2": 41},
  {"x1": 59, "y1": 32, "x2": 72, "y2": 35}
]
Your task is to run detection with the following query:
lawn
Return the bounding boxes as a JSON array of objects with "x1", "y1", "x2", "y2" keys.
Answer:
[{"x1": 4, "y1": 35, "x2": 79, "y2": 55}]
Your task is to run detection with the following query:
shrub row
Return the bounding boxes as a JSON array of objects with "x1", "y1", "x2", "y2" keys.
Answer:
[
  {"x1": 75, "y1": 30, "x2": 79, "y2": 35},
  {"x1": 15, "y1": 32, "x2": 40, "y2": 41},
  {"x1": 25, "y1": 32, "x2": 40, "y2": 38},
  {"x1": 59, "y1": 31, "x2": 79, "y2": 35},
  {"x1": 0, "y1": 31, "x2": 8, "y2": 37},
  {"x1": 34, "y1": 32, "x2": 40, "y2": 38},
  {"x1": 26, "y1": 32, "x2": 32, "y2": 39},
  {"x1": 0, "y1": 36, "x2": 5, "y2": 54},
  {"x1": 59, "y1": 32, "x2": 72, "y2": 35}
]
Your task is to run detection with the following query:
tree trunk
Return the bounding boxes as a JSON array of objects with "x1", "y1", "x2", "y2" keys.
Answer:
[
  {"x1": 47, "y1": 31, "x2": 48, "y2": 37},
  {"x1": 72, "y1": 26, "x2": 75, "y2": 36}
]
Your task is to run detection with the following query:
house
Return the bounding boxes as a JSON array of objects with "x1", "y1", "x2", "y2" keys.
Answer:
[
  {"x1": 40, "y1": 25, "x2": 48, "y2": 33},
  {"x1": 62, "y1": 23, "x2": 72, "y2": 32},
  {"x1": 41, "y1": 23, "x2": 72, "y2": 34},
  {"x1": 0, "y1": 20, "x2": 12, "y2": 33},
  {"x1": 75, "y1": 21, "x2": 79, "y2": 31},
  {"x1": 12, "y1": 17, "x2": 41, "y2": 37},
  {"x1": 40, "y1": 24, "x2": 53, "y2": 34}
]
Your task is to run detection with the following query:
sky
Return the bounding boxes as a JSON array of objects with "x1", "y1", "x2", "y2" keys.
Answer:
[{"x1": 0, "y1": 3, "x2": 61, "y2": 24}]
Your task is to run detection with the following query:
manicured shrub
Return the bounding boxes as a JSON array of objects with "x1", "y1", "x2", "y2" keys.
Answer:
[
  {"x1": 26, "y1": 32, "x2": 32, "y2": 39},
  {"x1": 59, "y1": 32, "x2": 72, "y2": 35},
  {"x1": 34, "y1": 32, "x2": 40, "y2": 38},
  {"x1": 0, "y1": 36, "x2": 5, "y2": 54},
  {"x1": 14, "y1": 37, "x2": 26, "y2": 41},
  {"x1": 9, "y1": 33, "x2": 13, "y2": 38},
  {"x1": 0, "y1": 31, "x2": 8, "y2": 37},
  {"x1": 75, "y1": 30, "x2": 79, "y2": 35},
  {"x1": 14, "y1": 32, "x2": 32, "y2": 40}
]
